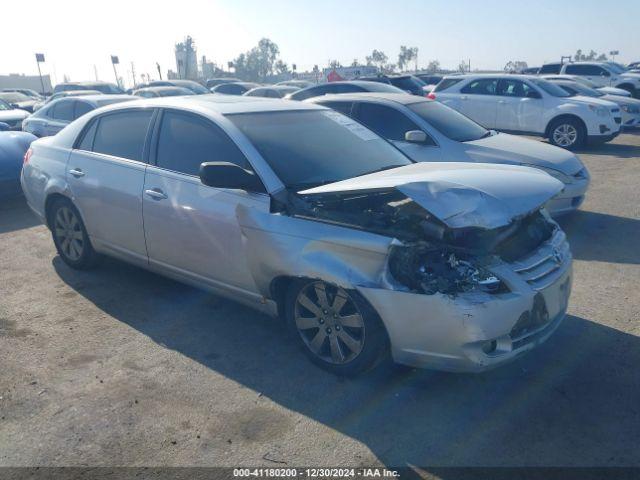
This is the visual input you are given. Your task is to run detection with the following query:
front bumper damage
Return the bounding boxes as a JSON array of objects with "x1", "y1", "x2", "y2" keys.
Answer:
[{"x1": 359, "y1": 230, "x2": 572, "y2": 371}]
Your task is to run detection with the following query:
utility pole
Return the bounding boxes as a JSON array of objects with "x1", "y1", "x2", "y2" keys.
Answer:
[
  {"x1": 94, "y1": 64, "x2": 99, "y2": 81},
  {"x1": 156, "y1": 63, "x2": 162, "y2": 80},
  {"x1": 468, "y1": 59, "x2": 471, "y2": 73},
  {"x1": 35, "y1": 53, "x2": 45, "y2": 95},
  {"x1": 131, "y1": 62, "x2": 137, "y2": 86}
]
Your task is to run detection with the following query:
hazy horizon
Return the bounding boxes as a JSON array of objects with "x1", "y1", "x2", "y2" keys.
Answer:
[{"x1": 3, "y1": 0, "x2": 639, "y2": 87}]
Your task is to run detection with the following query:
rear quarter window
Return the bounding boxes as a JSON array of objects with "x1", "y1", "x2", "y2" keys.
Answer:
[{"x1": 433, "y1": 78, "x2": 463, "y2": 92}]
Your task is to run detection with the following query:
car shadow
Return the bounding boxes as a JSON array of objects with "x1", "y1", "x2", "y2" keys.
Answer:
[
  {"x1": 53, "y1": 256, "x2": 640, "y2": 468},
  {"x1": 557, "y1": 210, "x2": 640, "y2": 265},
  {"x1": 0, "y1": 195, "x2": 41, "y2": 234}
]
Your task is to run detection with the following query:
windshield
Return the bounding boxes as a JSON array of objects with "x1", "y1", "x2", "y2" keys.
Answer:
[
  {"x1": 390, "y1": 76, "x2": 426, "y2": 91},
  {"x1": 606, "y1": 63, "x2": 626, "y2": 74},
  {"x1": 530, "y1": 79, "x2": 571, "y2": 97},
  {"x1": 564, "y1": 82, "x2": 603, "y2": 97},
  {"x1": 0, "y1": 92, "x2": 31, "y2": 103},
  {"x1": 227, "y1": 110, "x2": 412, "y2": 189},
  {"x1": 407, "y1": 100, "x2": 489, "y2": 142},
  {"x1": 0, "y1": 99, "x2": 11, "y2": 110}
]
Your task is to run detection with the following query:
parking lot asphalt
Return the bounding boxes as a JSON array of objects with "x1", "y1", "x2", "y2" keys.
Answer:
[{"x1": 1, "y1": 132, "x2": 639, "y2": 470}]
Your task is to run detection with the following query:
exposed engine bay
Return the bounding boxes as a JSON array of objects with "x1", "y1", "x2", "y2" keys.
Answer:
[{"x1": 274, "y1": 187, "x2": 557, "y2": 296}]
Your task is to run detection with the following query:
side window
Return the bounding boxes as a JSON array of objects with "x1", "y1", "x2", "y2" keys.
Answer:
[
  {"x1": 539, "y1": 64, "x2": 561, "y2": 74},
  {"x1": 155, "y1": 111, "x2": 249, "y2": 176},
  {"x1": 92, "y1": 110, "x2": 153, "y2": 161},
  {"x1": 594, "y1": 66, "x2": 610, "y2": 77},
  {"x1": 356, "y1": 103, "x2": 427, "y2": 143},
  {"x1": 76, "y1": 119, "x2": 98, "y2": 151},
  {"x1": 74, "y1": 101, "x2": 93, "y2": 119},
  {"x1": 52, "y1": 100, "x2": 75, "y2": 121},
  {"x1": 321, "y1": 101, "x2": 354, "y2": 116},
  {"x1": 460, "y1": 78, "x2": 498, "y2": 95},
  {"x1": 497, "y1": 79, "x2": 533, "y2": 97}
]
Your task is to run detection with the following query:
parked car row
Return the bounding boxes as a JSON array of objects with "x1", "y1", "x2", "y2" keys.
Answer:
[
  {"x1": 21, "y1": 95, "x2": 574, "y2": 375},
  {"x1": 429, "y1": 74, "x2": 623, "y2": 149}
]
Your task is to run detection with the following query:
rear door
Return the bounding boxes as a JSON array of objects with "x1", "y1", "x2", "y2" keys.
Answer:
[
  {"x1": 66, "y1": 109, "x2": 154, "y2": 264},
  {"x1": 142, "y1": 109, "x2": 269, "y2": 294},
  {"x1": 457, "y1": 78, "x2": 499, "y2": 128},
  {"x1": 495, "y1": 79, "x2": 544, "y2": 133},
  {"x1": 353, "y1": 102, "x2": 442, "y2": 162}
]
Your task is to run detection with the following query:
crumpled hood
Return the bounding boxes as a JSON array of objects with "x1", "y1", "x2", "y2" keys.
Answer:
[
  {"x1": 464, "y1": 132, "x2": 584, "y2": 175},
  {"x1": 299, "y1": 162, "x2": 564, "y2": 230}
]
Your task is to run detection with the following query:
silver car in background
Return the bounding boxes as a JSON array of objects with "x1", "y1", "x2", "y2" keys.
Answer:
[
  {"x1": 309, "y1": 93, "x2": 590, "y2": 215},
  {"x1": 21, "y1": 96, "x2": 572, "y2": 375},
  {"x1": 22, "y1": 95, "x2": 134, "y2": 137}
]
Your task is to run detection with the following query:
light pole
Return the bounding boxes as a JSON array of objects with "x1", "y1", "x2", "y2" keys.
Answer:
[
  {"x1": 35, "y1": 53, "x2": 45, "y2": 95},
  {"x1": 610, "y1": 50, "x2": 619, "y2": 62},
  {"x1": 110, "y1": 55, "x2": 120, "y2": 87}
]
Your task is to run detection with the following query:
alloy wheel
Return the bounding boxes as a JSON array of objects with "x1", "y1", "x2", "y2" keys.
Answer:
[
  {"x1": 293, "y1": 281, "x2": 365, "y2": 365},
  {"x1": 552, "y1": 124, "x2": 578, "y2": 147},
  {"x1": 54, "y1": 207, "x2": 84, "y2": 261}
]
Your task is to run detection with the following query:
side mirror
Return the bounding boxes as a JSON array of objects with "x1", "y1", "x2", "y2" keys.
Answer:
[
  {"x1": 405, "y1": 130, "x2": 428, "y2": 143},
  {"x1": 10, "y1": 103, "x2": 20, "y2": 109},
  {"x1": 0, "y1": 122, "x2": 10, "y2": 131},
  {"x1": 526, "y1": 90, "x2": 542, "y2": 99},
  {"x1": 199, "y1": 161, "x2": 264, "y2": 192}
]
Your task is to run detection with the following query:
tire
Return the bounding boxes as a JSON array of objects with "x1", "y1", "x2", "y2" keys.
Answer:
[
  {"x1": 548, "y1": 117, "x2": 585, "y2": 150},
  {"x1": 285, "y1": 279, "x2": 388, "y2": 376},
  {"x1": 48, "y1": 197, "x2": 100, "y2": 270}
]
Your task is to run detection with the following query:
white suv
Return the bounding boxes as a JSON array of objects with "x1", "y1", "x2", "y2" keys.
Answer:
[
  {"x1": 539, "y1": 62, "x2": 640, "y2": 98},
  {"x1": 430, "y1": 75, "x2": 622, "y2": 149}
]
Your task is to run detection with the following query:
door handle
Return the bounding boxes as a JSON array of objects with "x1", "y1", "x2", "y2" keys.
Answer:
[
  {"x1": 460, "y1": 95, "x2": 468, "y2": 100},
  {"x1": 145, "y1": 188, "x2": 168, "y2": 200},
  {"x1": 69, "y1": 168, "x2": 85, "y2": 178},
  {"x1": 498, "y1": 100, "x2": 506, "y2": 104}
]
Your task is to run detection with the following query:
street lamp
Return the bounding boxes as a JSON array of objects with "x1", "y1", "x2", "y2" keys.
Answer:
[
  {"x1": 35, "y1": 53, "x2": 45, "y2": 95},
  {"x1": 111, "y1": 55, "x2": 120, "y2": 87}
]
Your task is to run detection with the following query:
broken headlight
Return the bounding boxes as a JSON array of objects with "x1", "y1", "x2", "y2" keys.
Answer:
[{"x1": 388, "y1": 246, "x2": 505, "y2": 296}]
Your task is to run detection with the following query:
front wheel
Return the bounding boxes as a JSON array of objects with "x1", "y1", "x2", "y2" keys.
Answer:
[
  {"x1": 49, "y1": 198, "x2": 99, "y2": 270},
  {"x1": 548, "y1": 118, "x2": 585, "y2": 150},
  {"x1": 285, "y1": 280, "x2": 388, "y2": 376}
]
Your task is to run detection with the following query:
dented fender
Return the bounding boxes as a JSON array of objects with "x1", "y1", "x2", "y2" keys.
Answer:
[{"x1": 236, "y1": 204, "x2": 395, "y2": 298}]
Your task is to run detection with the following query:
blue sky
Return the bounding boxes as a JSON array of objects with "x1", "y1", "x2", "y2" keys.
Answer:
[{"x1": 3, "y1": 0, "x2": 639, "y2": 86}]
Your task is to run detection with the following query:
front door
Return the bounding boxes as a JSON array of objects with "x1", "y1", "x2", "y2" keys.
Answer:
[{"x1": 142, "y1": 109, "x2": 269, "y2": 295}]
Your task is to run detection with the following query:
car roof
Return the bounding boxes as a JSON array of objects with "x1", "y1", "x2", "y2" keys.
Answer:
[
  {"x1": 53, "y1": 94, "x2": 132, "y2": 104},
  {"x1": 88, "y1": 94, "x2": 325, "y2": 115},
  {"x1": 442, "y1": 73, "x2": 538, "y2": 80},
  {"x1": 134, "y1": 86, "x2": 189, "y2": 92},
  {"x1": 307, "y1": 92, "x2": 426, "y2": 105}
]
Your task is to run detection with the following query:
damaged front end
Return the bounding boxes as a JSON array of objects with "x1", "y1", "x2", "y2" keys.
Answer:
[{"x1": 274, "y1": 182, "x2": 558, "y2": 297}]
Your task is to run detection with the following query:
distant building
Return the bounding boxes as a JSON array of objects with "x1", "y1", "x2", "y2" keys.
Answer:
[
  {"x1": 322, "y1": 65, "x2": 378, "y2": 82},
  {"x1": 175, "y1": 36, "x2": 198, "y2": 80},
  {"x1": 0, "y1": 74, "x2": 52, "y2": 94}
]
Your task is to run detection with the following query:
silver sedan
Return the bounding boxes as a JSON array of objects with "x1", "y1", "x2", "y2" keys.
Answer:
[{"x1": 21, "y1": 96, "x2": 572, "y2": 375}]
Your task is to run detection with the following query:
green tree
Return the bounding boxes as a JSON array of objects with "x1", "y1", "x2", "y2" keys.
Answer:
[
  {"x1": 398, "y1": 46, "x2": 418, "y2": 71},
  {"x1": 426, "y1": 60, "x2": 440, "y2": 73}
]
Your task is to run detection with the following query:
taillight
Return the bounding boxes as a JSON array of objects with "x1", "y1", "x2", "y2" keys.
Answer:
[
  {"x1": 427, "y1": 92, "x2": 436, "y2": 100},
  {"x1": 23, "y1": 148, "x2": 33, "y2": 164}
]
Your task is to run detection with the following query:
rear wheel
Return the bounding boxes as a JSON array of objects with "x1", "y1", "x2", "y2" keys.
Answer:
[
  {"x1": 548, "y1": 117, "x2": 585, "y2": 150},
  {"x1": 285, "y1": 280, "x2": 388, "y2": 376},
  {"x1": 49, "y1": 198, "x2": 99, "y2": 269}
]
